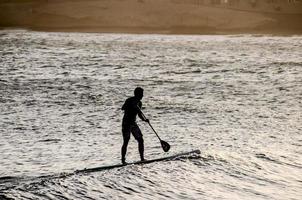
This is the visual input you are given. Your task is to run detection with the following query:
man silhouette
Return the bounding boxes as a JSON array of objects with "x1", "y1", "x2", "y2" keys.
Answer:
[{"x1": 121, "y1": 87, "x2": 149, "y2": 164}]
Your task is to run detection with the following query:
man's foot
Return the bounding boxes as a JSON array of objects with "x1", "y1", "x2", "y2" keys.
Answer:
[
  {"x1": 140, "y1": 158, "x2": 147, "y2": 162},
  {"x1": 122, "y1": 159, "x2": 127, "y2": 165}
]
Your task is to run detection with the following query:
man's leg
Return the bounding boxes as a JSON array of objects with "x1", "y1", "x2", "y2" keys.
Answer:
[
  {"x1": 121, "y1": 126, "x2": 130, "y2": 164},
  {"x1": 137, "y1": 137, "x2": 144, "y2": 161},
  {"x1": 132, "y1": 124, "x2": 144, "y2": 161}
]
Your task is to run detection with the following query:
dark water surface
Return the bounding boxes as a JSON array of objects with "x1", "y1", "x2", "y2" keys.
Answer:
[{"x1": 0, "y1": 30, "x2": 301, "y2": 199}]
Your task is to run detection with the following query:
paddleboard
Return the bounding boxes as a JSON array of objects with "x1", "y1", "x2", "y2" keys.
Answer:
[{"x1": 75, "y1": 150, "x2": 201, "y2": 174}]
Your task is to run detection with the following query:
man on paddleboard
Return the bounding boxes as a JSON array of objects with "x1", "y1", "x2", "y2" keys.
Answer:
[{"x1": 121, "y1": 87, "x2": 149, "y2": 164}]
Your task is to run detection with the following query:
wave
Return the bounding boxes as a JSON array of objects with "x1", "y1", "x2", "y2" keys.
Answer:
[{"x1": 256, "y1": 153, "x2": 302, "y2": 169}]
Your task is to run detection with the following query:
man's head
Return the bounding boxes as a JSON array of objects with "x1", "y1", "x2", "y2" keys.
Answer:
[{"x1": 134, "y1": 87, "x2": 144, "y2": 100}]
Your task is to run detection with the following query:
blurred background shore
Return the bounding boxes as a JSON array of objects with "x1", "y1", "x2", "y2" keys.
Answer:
[{"x1": 0, "y1": 0, "x2": 302, "y2": 34}]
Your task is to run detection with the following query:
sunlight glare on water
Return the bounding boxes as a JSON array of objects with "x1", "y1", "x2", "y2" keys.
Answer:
[{"x1": 0, "y1": 30, "x2": 301, "y2": 200}]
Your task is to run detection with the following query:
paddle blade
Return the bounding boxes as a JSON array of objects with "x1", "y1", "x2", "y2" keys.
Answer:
[{"x1": 161, "y1": 140, "x2": 170, "y2": 152}]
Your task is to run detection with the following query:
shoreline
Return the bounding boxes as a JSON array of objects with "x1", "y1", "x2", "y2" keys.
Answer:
[{"x1": 1, "y1": 26, "x2": 301, "y2": 36}]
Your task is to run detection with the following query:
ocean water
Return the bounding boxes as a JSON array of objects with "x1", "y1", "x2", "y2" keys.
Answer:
[{"x1": 0, "y1": 30, "x2": 301, "y2": 200}]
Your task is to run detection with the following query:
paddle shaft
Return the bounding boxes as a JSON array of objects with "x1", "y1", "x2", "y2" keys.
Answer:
[
  {"x1": 138, "y1": 107, "x2": 162, "y2": 141},
  {"x1": 147, "y1": 121, "x2": 162, "y2": 141}
]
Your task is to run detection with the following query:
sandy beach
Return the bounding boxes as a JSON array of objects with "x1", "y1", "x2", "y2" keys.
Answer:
[{"x1": 0, "y1": 0, "x2": 302, "y2": 34}]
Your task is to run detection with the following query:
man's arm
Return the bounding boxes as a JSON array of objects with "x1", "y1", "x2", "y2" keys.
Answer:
[{"x1": 137, "y1": 102, "x2": 149, "y2": 122}]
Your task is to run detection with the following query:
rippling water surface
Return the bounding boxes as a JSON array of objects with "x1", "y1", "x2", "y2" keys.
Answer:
[{"x1": 0, "y1": 30, "x2": 301, "y2": 200}]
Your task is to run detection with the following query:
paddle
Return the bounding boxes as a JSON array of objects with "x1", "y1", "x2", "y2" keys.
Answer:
[{"x1": 138, "y1": 106, "x2": 170, "y2": 152}]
